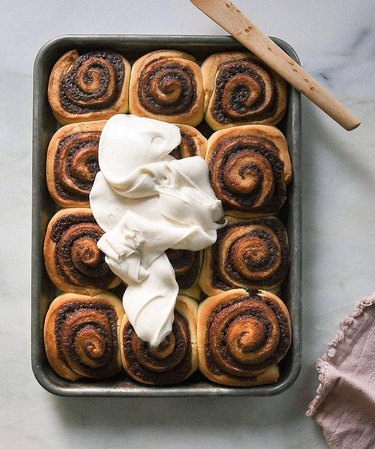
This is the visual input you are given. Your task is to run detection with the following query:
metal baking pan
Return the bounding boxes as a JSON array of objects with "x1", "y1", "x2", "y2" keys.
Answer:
[{"x1": 32, "y1": 34, "x2": 301, "y2": 396}]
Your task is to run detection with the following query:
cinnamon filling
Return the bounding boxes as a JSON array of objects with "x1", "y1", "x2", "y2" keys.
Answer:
[
  {"x1": 204, "y1": 293, "x2": 290, "y2": 377},
  {"x1": 59, "y1": 51, "x2": 125, "y2": 114},
  {"x1": 51, "y1": 212, "x2": 116, "y2": 288},
  {"x1": 212, "y1": 58, "x2": 279, "y2": 124},
  {"x1": 170, "y1": 129, "x2": 198, "y2": 159},
  {"x1": 212, "y1": 218, "x2": 290, "y2": 290},
  {"x1": 123, "y1": 312, "x2": 193, "y2": 385},
  {"x1": 209, "y1": 134, "x2": 286, "y2": 213},
  {"x1": 54, "y1": 132, "x2": 100, "y2": 201},
  {"x1": 137, "y1": 60, "x2": 197, "y2": 116},
  {"x1": 166, "y1": 249, "x2": 201, "y2": 289},
  {"x1": 54, "y1": 301, "x2": 119, "y2": 378}
]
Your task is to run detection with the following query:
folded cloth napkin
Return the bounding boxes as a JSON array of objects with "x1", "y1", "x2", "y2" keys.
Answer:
[{"x1": 307, "y1": 294, "x2": 375, "y2": 449}]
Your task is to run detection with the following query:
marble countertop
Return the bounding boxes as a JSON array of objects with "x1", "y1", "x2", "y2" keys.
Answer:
[{"x1": 1, "y1": 0, "x2": 374, "y2": 447}]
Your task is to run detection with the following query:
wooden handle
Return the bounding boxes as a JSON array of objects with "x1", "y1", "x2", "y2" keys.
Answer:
[{"x1": 190, "y1": 0, "x2": 360, "y2": 131}]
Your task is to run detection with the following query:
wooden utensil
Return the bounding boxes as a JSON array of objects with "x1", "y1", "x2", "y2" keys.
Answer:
[{"x1": 190, "y1": 0, "x2": 360, "y2": 131}]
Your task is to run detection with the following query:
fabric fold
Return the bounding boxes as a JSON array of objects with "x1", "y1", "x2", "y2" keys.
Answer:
[{"x1": 307, "y1": 294, "x2": 375, "y2": 449}]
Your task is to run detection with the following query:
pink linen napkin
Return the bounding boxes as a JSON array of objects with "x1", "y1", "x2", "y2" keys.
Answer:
[{"x1": 306, "y1": 294, "x2": 375, "y2": 449}]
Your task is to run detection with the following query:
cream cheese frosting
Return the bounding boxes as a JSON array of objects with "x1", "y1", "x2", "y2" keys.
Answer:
[{"x1": 90, "y1": 114, "x2": 224, "y2": 347}]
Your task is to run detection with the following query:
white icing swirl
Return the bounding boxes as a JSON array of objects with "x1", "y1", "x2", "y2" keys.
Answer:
[{"x1": 90, "y1": 114, "x2": 224, "y2": 346}]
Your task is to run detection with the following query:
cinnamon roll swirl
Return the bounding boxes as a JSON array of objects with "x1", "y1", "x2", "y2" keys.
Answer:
[
  {"x1": 120, "y1": 296, "x2": 198, "y2": 385},
  {"x1": 171, "y1": 124, "x2": 207, "y2": 159},
  {"x1": 166, "y1": 249, "x2": 202, "y2": 298},
  {"x1": 206, "y1": 125, "x2": 292, "y2": 215},
  {"x1": 197, "y1": 289, "x2": 291, "y2": 386},
  {"x1": 46, "y1": 121, "x2": 105, "y2": 207},
  {"x1": 44, "y1": 292, "x2": 124, "y2": 381},
  {"x1": 44, "y1": 208, "x2": 121, "y2": 295},
  {"x1": 48, "y1": 50, "x2": 130, "y2": 124},
  {"x1": 202, "y1": 51, "x2": 287, "y2": 130},
  {"x1": 129, "y1": 50, "x2": 204, "y2": 126},
  {"x1": 200, "y1": 216, "x2": 290, "y2": 296}
]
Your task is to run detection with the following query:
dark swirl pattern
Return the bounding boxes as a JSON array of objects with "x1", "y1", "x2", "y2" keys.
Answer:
[
  {"x1": 46, "y1": 122, "x2": 105, "y2": 207},
  {"x1": 129, "y1": 51, "x2": 204, "y2": 125},
  {"x1": 44, "y1": 292, "x2": 124, "y2": 381},
  {"x1": 120, "y1": 298, "x2": 198, "y2": 385},
  {"x1": 138, "y1": 60, "x2": 196, "y2": 115},
  {"x1": 198, "y1": 289, "x2": 291, "y2": 386},
  {"x1": 48, "y1": 50, "x2": 130, "y2": 124},
  {"x1": 170, "y1": 124, "x2": 206, "y2": 159},
  {"x1": 203, "y1": 52, "x2": 287, "y2": 129},
  {"x1": 44, "y1": 208, "x2": 120, "y2": 294},
  {"x1": 60, "y1": 51, "x2": 125, "y2": 113},
  {"x1": 166, "y1": 249, "x2": 202, "y2": 290},
  {"x1": 207, "y1": 127, "x2": 290, "y2": 214},
  {"x1": 200, "y1": 217, "x2": 290, "y2": 295}
]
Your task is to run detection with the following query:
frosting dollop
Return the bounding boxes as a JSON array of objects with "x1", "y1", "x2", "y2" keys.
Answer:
[{"x1": 90, "y1": 114, "x2": 224, "y2": 346}]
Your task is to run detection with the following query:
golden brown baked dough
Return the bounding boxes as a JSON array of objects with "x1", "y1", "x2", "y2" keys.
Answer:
[
  {"x1": 120, "y1": 296, "x2": 198, "y2": 385},
  {"x1": 202, "y1": 51, "x2": 287, "y2": 130},
  {"x1": 48, "y1": 50, "x2": 130, "y2": 124},
  {"x1": 46, "y1": 121, "x2": 106, "y2": 207},
  {"x1": 197, "y1": 288, "x2": 291, "y2": 387},
  {"x1": 171, "y1": 124, "x2": 207, "y2": 159},
  {"x1": 43, "y1": 208, "x2": 121, "y2": 295},
  {"x1": 129, "y1": 50, "x2": 204, "y2": 126},
  {"x1": 206, "y1": 125, "x2": 292, "y2": 216},
  {"x1": 199, "y1": 216, "x2": 290, "y2": 296},
  {"x1": 44, "y1": 292, "x2": 124, "y2": 381}
]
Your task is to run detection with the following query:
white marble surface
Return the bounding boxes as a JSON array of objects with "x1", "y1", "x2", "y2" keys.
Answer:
[{"x1": 1, "y1": 0, "x2": 374, "y2": 447}]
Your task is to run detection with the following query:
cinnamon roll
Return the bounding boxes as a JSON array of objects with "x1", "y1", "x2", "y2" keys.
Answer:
[
  {"x1": 129, "y1": 50, "x2": 204, "y2": 126},
  {"x1": 166, "y1": 249, "x2": 202, "y2": 298},
  {"x1": 120, "y1": 296, "x2": 198, "y2": 385},
  {"x1": 43, "y1": 208, "x2": 121, "y2": 295},
  {"x1": 202, "y1": 51, "x2": 287, "y2": 130},
  {"x1": 44, "y1": 292, "x2": 124, "y2": 381},
  {"x1": 206, "y1": 125, "x2": 292, "y2": 215},
  {"x1": 171, "y1": 124, "x2": 207, "y2": 159},
  {"x1": 200, "y1": 216, "x2": 290, "y2": 296},
  {"x1": 46, "y1": 121, "x2": 105, "y2": 207},
  {"x1": 197, "y1": 288, "x2": 291, "y2": 386},
  {"x1": 48, "y1": 50, "x2": 130, "y2": 124}
]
